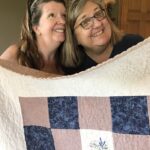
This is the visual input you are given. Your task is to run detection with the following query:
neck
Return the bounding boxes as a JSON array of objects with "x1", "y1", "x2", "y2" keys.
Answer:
[
  {"x1": 36, "y1": 38, "x2": 63, "y2": 74},
  {"x1": 41, "y1": 53, "x2": 63, "y2": 75},
  {"x1": 41, "y1": 61, "x2": 64, "y2": 75},
  {"x1": 37, "y1": 40, "x2": 59, "y2": 60},
  {"x1": 86, "y1": 43, "x2": 113, "y2": 64}
]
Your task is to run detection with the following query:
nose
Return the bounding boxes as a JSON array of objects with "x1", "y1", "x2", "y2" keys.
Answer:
[
  {"x1": 57, "y1": 15, "x2": 66, "y2": 25},
  {"x1": 93, "y1": 18, "x2": 102, "y2": 28}
]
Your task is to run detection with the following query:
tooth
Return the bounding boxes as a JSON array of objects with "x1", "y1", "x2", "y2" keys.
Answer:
[
  {"x1": 93, "y1": 30, "x2": 103, "y2": 37},
  {"x1": 56, "y1": 29, "x2": 64, "y2": 33}
]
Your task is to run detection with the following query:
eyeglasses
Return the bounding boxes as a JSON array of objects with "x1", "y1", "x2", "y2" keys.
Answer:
[{"x1": 75, "y1": 9, "x2": 106, "y2": 30}]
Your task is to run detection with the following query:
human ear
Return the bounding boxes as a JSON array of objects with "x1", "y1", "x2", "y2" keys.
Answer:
[{"x1": 32, "y1": 25, "x2": 41, "y2": 36}]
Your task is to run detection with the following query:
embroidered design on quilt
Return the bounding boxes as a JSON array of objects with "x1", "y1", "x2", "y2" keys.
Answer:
[
  {"x1": 89, "y1": 137, "x2": 108, "y2": 150},
  {"x1": 19, "y1": 96, "x2": 150, "y2": 150}
]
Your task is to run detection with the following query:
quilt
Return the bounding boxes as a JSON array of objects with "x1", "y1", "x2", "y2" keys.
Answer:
[{"x1": 0, "y1": 37, "x2": 150, "y2": 150}]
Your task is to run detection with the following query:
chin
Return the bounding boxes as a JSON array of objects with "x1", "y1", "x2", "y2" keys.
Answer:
[
  {"x1": 96, "y1": 37, "x2": 110, "y2": 45},
  {"x1": 54, "y1": 38, "x2": 65, "y2": 44},
  {"x1": 57, "y1": 35, "x2": 65, "y2": 42},
  {"x1": 58, "y1": 38, "x2": 65, "y2": 43},
  {"x1": 94, "y1": 41, "x2": 108, "y2": 47}
]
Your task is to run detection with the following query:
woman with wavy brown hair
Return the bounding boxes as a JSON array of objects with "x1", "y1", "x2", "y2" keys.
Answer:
[{"x1": 0, "y1": 0, "x2": 66, "y2": 74}]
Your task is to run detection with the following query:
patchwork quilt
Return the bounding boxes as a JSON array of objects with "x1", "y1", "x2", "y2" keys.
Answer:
[
  {"x1": 20, "y1": 96, "x2": 150, "y2": 150},
  {"x1": 0, "y1": 37, "x2": 150, "y2": 150}
]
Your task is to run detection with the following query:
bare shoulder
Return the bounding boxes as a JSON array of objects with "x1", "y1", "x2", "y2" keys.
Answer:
[{"x1": 0, "y1": 44, "x2": 19, "y2": 64}]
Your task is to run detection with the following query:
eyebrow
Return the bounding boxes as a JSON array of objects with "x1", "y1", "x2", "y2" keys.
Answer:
[{"x1": 78, "y1": 7, "x2": 100, "y2": 21}]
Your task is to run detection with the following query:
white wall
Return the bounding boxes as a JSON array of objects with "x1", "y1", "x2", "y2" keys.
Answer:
[{"x1": 0, "y1": 0, "x2": 26, "y2": 54}]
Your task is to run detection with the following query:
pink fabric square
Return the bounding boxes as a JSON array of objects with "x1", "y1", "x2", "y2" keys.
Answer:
[{"x1": 19, "y1": 97, "x2": 50, "y2": 128}]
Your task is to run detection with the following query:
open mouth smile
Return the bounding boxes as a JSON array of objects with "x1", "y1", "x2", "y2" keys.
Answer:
[
  {"x1": 55, "y1": 29, "x2": 65, "y2": 33},
  {"x1": 92, "y1": 29, "x2": 104, "y2": 37}
]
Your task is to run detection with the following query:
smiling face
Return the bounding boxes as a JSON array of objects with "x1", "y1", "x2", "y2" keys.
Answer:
[
  {"x1": 33, "y1": 1, "x2": 66, "y2": 47},
  {"x1": 74, "y1": 1, "x2": 112, "y2": 54}
]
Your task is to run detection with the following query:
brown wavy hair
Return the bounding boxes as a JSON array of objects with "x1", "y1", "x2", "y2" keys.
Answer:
[{"x1": 17, "y1": 0, "x2": 65, "y2": 69}]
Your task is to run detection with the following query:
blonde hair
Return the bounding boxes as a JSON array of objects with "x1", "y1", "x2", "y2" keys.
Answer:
[{"x1": 61, "y1": 0, "x2": 124, "y2": 67}]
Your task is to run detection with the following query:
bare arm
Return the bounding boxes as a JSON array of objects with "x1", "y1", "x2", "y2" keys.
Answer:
[{"x1": 0, "y1": 44, "x2": 19, "y2": 64}]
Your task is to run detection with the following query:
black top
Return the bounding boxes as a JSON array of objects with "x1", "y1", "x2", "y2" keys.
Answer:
[{"x1": 63, "y1": 34, "x2": 144, "y2": 75}]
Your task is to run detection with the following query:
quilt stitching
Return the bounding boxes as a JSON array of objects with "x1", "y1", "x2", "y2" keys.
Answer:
[{"x1": 19, "y1": 96, "x2": 150, "y2": 150}]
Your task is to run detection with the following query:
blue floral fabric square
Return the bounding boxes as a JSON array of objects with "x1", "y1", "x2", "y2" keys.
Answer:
[
  {"x1": 48, "y1": 96, "x2": 79, "y2": 129},
  {"x1": 110, "y1": 96, "x2": 150, "y2": 135}
]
